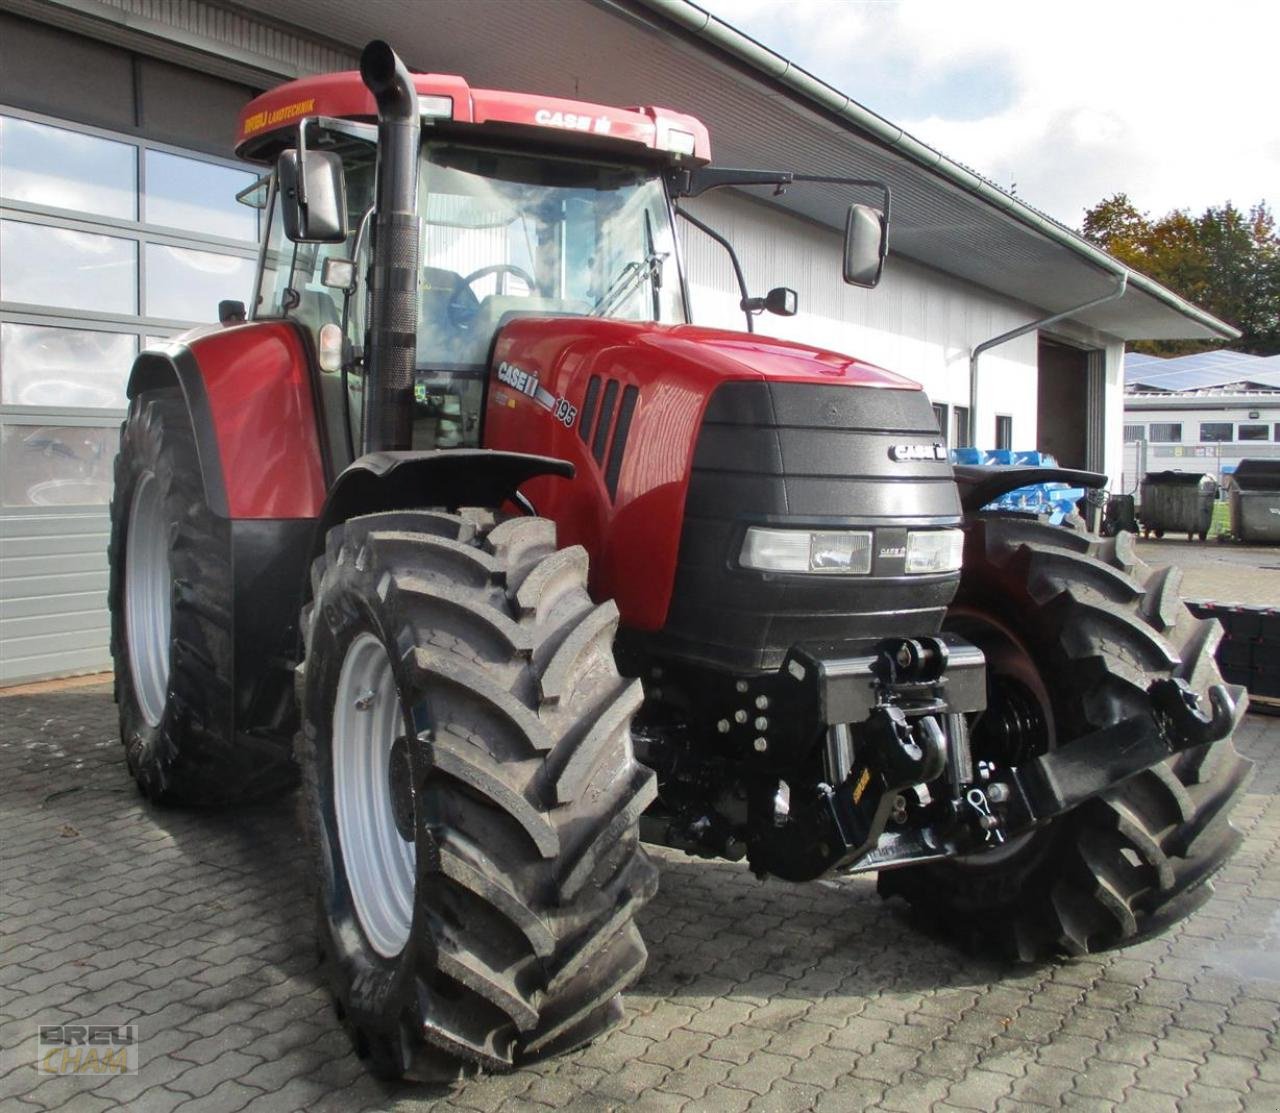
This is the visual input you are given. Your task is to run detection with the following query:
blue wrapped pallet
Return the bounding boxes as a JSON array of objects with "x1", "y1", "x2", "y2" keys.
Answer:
[{"x1": 950, "y1": 448, "x2": 1085, "y2": 525}]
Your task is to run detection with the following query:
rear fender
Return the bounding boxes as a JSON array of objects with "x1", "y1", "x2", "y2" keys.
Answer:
[
  {"x1": 313, "y1": 449, "x2": 574, "y2": 555},
  {"x1": 127, "y1": 344, "x2": 230, "y2": 516},
  {"x1": 954, "y1": 464, "x2": 1106, "y2": 514},
  {"x1": 125, "y1": 323, "x2": 328, "y2": 520}
]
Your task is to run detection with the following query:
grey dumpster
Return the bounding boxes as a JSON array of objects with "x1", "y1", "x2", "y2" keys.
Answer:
[
  {"x1": 1228, "y1": 459, "x2": 1280, "y2": 543},
  {"x1": 1139, "y1": 470, "x2": 1219, "y2": 540}
]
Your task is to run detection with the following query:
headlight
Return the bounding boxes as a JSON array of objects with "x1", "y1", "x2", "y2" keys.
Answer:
[
  {"x1": 740, "y1": 528, "x2": 873, "y2": 574},
  {"x1": 904, "y1": 529, "x2": 965, "y2": 574}
]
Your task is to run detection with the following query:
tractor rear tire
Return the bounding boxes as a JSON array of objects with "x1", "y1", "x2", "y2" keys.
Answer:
[
  {"x1": 879, "y1": 515, "x2": 1252, "y2": 960},
  {"x1": 296, "y1": 509, "x2": 657, "y2": 1078},
  {"x1": 108, "y1": 388, "x2": 295, "y2": 804}
]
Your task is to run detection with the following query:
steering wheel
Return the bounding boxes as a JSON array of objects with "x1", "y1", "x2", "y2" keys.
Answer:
[
  {"x1": 447, "y1": 263, "x2": 537, "y2": 329},
  {"x1": 463, "y1": 263, "x2": 536, "y2": 296}
]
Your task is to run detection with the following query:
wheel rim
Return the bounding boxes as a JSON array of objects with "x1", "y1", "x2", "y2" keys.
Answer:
[
  {"x1": 333, "y1": 633, "x2": 416, "y2": 959},
  {"x1": 124, "y1": 470, "x2": 172, "y2": 727}
]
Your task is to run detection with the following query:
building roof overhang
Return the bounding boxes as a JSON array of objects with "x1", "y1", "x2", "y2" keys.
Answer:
[{"x1": 26, "y1": 0, "x2": 1238, "y2": 342}]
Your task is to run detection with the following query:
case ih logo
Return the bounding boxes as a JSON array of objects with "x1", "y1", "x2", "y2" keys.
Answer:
[
  {"x1": 889, "y1": 443, "x2": 948, "y2": 462},
  {"x1": 496, "y1": 361, "x2": 577, "y2": 428},
  {"x1": 534, "y1": 109, "x2": 613, "y2": 135}
]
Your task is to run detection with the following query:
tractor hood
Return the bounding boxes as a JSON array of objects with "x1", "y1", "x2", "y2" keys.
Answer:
[
  {"x1": 491, "y1": 317, "x2": 921, "y2": 392},
  {"x1": 484, "y1": 316, "x2": 947, "y2": 638}
]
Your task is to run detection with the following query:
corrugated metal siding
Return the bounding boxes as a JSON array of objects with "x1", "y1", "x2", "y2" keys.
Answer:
[
  {"x1": 681, "y1": 190, "x2": 1041, "y2": 440},
  {"x1": 23, "y1": 0, "x2": 356, "y2": 77},
  {"x1": 0, "y1": 512, "x2": 111, "y2": 683}
]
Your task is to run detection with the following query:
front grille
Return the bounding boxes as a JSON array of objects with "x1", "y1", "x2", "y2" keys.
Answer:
[{"x1": 657, "y1": 381, "x2": 963, "y2": 672}]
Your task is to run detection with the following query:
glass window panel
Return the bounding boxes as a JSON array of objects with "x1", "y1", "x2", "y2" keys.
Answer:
[
  {"x1": 144, "y1": 150, "x2": 258, "y2": 242},
  {"x1": 1150, "y1": 423, "x2": 1182, "y2": 443},
  {"x1": 0, "y1": 220, "x2": 137, "y2": 314},
  {"x1": 1238, "y1": 424, "x2": 1270, "y2": 441},
  {"x1": 0, "y1": 323, "x2": 135, "y2": 408},
  {"x1": 0, "y1": 424, "x2": 117, "y2": 507},
  {"x1": 0, "y1": 115, "x2": 136, "y2": 220},
  {"x1": 144, "y1": 243, "x2": 254, "y2": 322}
]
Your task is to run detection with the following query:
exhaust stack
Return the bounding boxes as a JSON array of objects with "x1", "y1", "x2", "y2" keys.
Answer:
[{"x1": 359, "y1": 40, "x2": 420, "y2": 454}]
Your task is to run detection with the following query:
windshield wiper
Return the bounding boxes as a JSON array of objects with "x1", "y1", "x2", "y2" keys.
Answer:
[{"x1": 590, "y1": 250, "x2": 667, "y2": 318}]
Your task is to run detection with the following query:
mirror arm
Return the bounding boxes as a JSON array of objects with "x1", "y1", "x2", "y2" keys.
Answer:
[
  {"x1": 674, "y1": 204, "x2": 755, "y2": 334},
  {"x1": 789, "y1": 175, "x2": 891, "y2": 227},
  {"x1": 294, "y1": 118, "x2": 311, "y2": 206}
]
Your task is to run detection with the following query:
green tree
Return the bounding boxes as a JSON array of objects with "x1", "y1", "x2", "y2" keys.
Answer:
[{"x1": 1081, "y1": 194, "x2": 1279, "y2": 356}]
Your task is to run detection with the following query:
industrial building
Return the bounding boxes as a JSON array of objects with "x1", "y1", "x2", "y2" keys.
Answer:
[
  {"x1": 0, "y1": 0, "x2": 1237, "y2": 683},
  {"x1": 1123, "y1": 350, "x2": 1280, "y2": 492}
]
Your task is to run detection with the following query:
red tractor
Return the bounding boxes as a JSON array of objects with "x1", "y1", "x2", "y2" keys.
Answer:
[{"x1": 109, "y1": 42, "x2": 1250, "y2": 1079}]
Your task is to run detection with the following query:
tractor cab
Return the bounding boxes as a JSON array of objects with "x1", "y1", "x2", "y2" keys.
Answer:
[{"x1": 236, "y1": 71, "x2": 704, "y2": 463}]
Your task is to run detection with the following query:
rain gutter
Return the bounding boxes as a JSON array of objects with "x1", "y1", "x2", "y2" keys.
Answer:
[
  {"x1": 967, "y1": 272, "x2": 1128, "y2": 446},
  {"x1": 627, "y1": 0, "x2": 1238, "y2": 341}
]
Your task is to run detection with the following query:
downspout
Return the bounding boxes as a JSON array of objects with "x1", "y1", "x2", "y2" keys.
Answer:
[
  {"x1": 967, "y1": 272, "x2": 1128, "y2": 448},
  {"x1": 359, "y1": 39, "x2": 420, "y2": 454}
]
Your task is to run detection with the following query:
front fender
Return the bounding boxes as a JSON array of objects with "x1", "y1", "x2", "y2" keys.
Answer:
[
  {"x1": 954, "y1": 464, "x2": 1105, "y2": 514},
  {"x1": 313, "y1": 449, "x2": 574, "y2": 553}
]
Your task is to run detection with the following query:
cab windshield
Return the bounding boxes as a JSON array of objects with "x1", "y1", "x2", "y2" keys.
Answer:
[{"x1": 417, "y1": 143, "x2": 685, "y2": 369}]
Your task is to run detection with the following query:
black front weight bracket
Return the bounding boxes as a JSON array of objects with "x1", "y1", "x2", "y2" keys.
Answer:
[{"x1": 1004, "y1": 678, "x2": 1244, "y2": 828}]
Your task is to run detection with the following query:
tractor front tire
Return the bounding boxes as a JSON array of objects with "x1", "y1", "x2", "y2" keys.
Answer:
[
  {"x1": 297, "y1": 509, "x2": 657, "y2": 1077},
  {"x1": 879, "y1": 515, "x2": 1252, "y2": 960},
  {"x1": 108, "y1": 388, "x2": 294, "y2": 804}
]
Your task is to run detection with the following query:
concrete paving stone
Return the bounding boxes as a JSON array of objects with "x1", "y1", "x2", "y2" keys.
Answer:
[
  {"x1": 911, "y1": 1039, "x2": 984, "y2": 1083},
  {"x1": 809, "y1": 1074, "x2": 888, "y2": 1110},
  {"x1": 171, "y1": 1024, "x2": 272, "y2": 1066},
  {"x1": 687, "y1": 1083, "x2": 755, "y2": 1113},
  {"x1": 751, "y1": 1077, "x2": 825, "y2": 1111},
  {"x1": 1194, "y1": 1052, "x2": 1261, "y2": 1094},
  {"x1": 623, "y1": 1088, "x2": 689, "y2": 1112},
  {"x1": 166, "y1": 1050, "x2": 265, "y2": 1099},
  {"x1": 683, "y1": 998, "x2": 757, "y2": 1037},
  {"x1": 581, "y1": 1058, "x2": 670, "y2": 1102},
  {"x1": 703, "y1": 1026, "x2": 775, "y2": 1066},
  {"x1": 235, "y1": 1044, "x2": 327, "y2": 1093},
  {"x1": 170, "y1": 1077, "x2": 265, "y2": 1113},
  {"x1": 1178, "y1": 1081, "x2": 1245, "y2": 1113},
  {"x1": 721, "y1": 1050, "x2": 799, "y2": 1095},
  {"x1": 7, "y1": 684, "x2": 1280, "y2": 1113},
  {"x1": 873, "y1": 1070, "x2": 952, "y2": 1112},
  {"x1": 826, "y1": 1015, "x2": 894, "y2": 1055},
  {"x1": 637, "y1": 1026, "x2": 713, "y2": 1071},
  {"x1": 1131, "y1": 1055, "x2": 1200, "y2": 1097},
  {"x1": 1058, "y1": 1094, "x2": 1116, "y2": 1113},
  {"x1": 646, "y1": 1057, "x2": 728, "y2": 1102},
  {"x1": 943, "y1": 1067, "x2": 1015, "y2": 1110},
  {"x1": 1071, "y1": 1058, "x2": 1137, "y2": 1101}
]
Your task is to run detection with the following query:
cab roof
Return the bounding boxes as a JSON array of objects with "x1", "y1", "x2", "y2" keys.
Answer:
[{"x1": 235, "y1": 70, "x2": 711, "y2": 163}]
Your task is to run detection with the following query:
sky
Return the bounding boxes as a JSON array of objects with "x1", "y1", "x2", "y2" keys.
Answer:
[{"x1": 696, "y1": 0, "x2": 1280, "y2": 229}]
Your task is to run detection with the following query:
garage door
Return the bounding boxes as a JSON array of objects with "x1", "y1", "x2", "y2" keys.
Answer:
[{"x1": 0, "y1": 106, "x2": 261, "y2": 684}]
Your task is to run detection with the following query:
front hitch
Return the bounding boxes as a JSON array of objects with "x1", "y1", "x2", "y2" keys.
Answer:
[{"x1": 1003, "y1": 679, "x2": 1244, "y2": 830}]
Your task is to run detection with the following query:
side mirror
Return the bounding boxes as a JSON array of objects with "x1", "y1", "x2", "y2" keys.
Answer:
[
  {"x1": 276, "y1": 148, "x2": 347, "y2": 244},
  {"x1": 321, "y1": 257, "x2": 357, "y2": 291},
  {"x1": 843, "y1": 203, "x2": 887, "y2": 288},
  {"x1": 763, "y1": 287, "x2": 797, "y2": 317},
  {"x1": 217, "y1": 299, "x2": 246, "y2": 326},
  {"x1": 741, "y1": 286, "x2": 798, "y2": 318}
]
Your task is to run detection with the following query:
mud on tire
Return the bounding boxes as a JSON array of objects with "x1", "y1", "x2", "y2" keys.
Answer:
[
  {"x1": 296, "y1": 509, "x2": 657, "y2": 1077},
  {"x1": 879, "y1": 515, "x2": 1252, "y2": 960},
  {"x1": 108, "y1": 388, "x2": 295, "y2": 804}
]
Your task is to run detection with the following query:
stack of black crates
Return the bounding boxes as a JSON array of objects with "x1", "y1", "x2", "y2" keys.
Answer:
[{"x1": 1188, "y1": 601, "x2": 1280, "y2": 711}]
